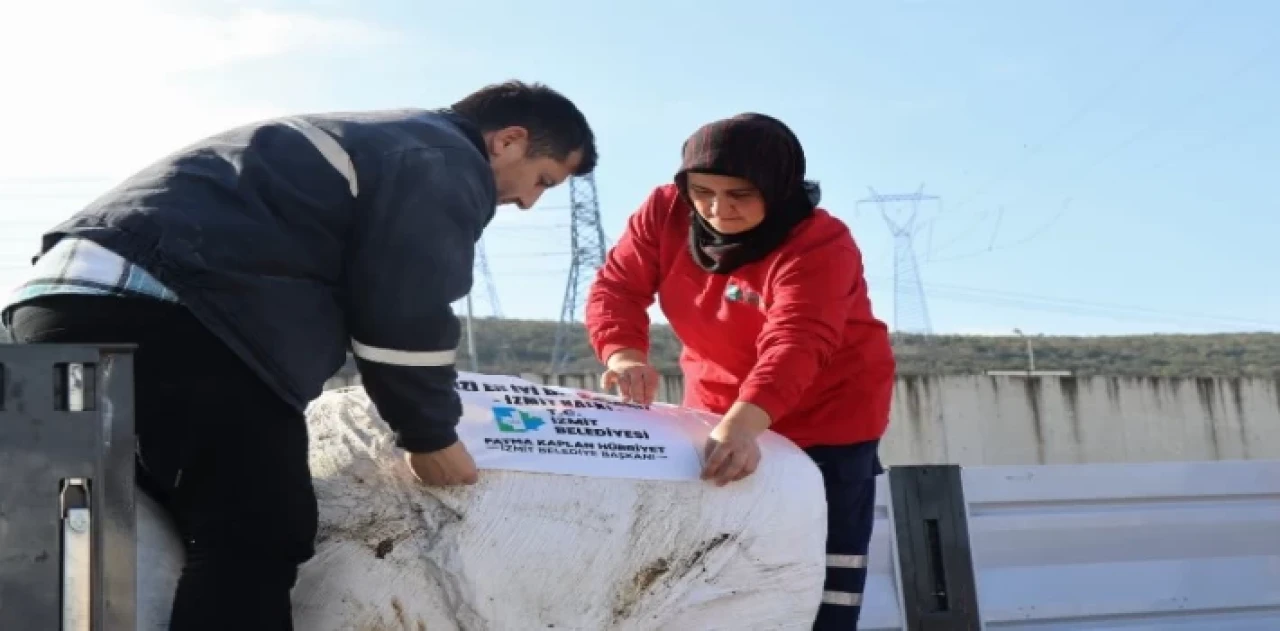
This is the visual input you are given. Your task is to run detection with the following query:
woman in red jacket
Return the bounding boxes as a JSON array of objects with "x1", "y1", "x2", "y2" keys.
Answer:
[{"x1": 585, "y1": 113, "x2": 895, "y2": 630}]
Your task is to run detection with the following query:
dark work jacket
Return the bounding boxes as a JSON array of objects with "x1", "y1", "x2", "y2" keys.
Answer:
[{"x1": 36, "y1": 108, "x2": 497, "y2": 453}]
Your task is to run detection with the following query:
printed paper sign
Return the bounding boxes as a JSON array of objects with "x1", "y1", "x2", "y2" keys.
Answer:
[{"x1": 453, "y1": 372, "x2": 713, "y2": 482}]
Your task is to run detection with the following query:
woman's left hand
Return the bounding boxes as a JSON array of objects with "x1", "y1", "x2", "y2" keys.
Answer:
[{"x1": 702, "y1": 401, "x2": 773, "y2": 487}]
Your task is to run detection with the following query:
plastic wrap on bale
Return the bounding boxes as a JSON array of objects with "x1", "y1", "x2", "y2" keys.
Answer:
[{"x1": 138, "y1": 383, "x2": 828, "y2": 630}]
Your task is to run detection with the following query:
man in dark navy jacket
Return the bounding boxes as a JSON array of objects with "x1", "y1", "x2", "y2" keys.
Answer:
[{"x1": 1, "y1": 80, "x2": 597, "y2": 630}]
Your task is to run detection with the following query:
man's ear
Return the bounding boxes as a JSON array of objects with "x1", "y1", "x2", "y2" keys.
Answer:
[{"x1": 488, "y1": 126, "x2": 529, "y2": 154}]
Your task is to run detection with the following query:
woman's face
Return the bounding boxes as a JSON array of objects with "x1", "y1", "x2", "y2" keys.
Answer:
[{"x1": 685, "y1": 172, "x2": 767, "y2": 234}]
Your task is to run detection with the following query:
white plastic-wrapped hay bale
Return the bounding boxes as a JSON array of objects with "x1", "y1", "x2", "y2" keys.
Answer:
[{"x1": 139, "y1": 372, "x2": 828, "y2": 630}]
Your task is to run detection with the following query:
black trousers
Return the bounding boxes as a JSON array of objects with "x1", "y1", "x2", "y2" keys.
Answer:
[
  {"x1": 8, "y1": 295, "x2": 317, "y2": 631},
  {"x1": 806, "y1": 442, "x2": 883, "y2": 631}
]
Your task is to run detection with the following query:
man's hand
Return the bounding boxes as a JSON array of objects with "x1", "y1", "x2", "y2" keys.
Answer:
[
  {"x1": 702, "y1": 401, "x2": 772, "y2": 487},
  {"x1": 601, "y1": 348, "x2": 660, "y2": 406},
  {"x1": 405, "y1": 441, "x2": 479, "y2": 486}
]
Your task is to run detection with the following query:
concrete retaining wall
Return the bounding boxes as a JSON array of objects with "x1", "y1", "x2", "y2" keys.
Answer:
[{"x1": 324, "y1": 366, "x2": 1280, "y2": 466}]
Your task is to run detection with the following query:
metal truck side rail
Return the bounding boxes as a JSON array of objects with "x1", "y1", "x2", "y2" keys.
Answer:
[{"x1": 866, "y1": 460, "x2": 1280, "y2": 630}]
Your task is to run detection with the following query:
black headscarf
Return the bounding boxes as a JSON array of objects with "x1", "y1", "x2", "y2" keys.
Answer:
[{"x1": 675, "y1": 113, "x2": 821, "y2": 275}]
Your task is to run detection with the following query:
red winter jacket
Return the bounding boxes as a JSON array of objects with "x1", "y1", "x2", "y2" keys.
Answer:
[{"x1": 585, "y1": 184, "x2": 895, "y2": 448}]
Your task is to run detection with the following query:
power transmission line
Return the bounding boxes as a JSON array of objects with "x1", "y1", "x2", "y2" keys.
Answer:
[
  {"x1": 926, "y1": 33, "x2": 1276, "y2": 265},
  {"x1": 484, "y1": 223, "x2": 571, "y2": 234},
  {"x1": 866, "y1": 277, "x2": 1280, "y2": 331},
  {"x1": 926, "y1": 2, "x2": 1207, "y2": 262},
  {"x1": 486, "y1": 251, "x2": 571, "y2": 259},
  {"x1": 926, "y1": 198, "x2": 1072, "y2": 264},
  {"x1": 939, "y1": 0, "x2": 1206, "y2": 220}
]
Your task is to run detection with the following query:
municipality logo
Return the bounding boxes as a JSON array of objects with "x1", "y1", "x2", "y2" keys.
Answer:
[{"x1": 492, "y1": 406, "x2": 546, "y2": 433}]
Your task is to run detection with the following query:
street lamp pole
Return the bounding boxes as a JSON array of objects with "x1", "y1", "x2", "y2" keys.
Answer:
[{"x1": 1013, "y1": 328, "x2": 1036, "y2": 373}]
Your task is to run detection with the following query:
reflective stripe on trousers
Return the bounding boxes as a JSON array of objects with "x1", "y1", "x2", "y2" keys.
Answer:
[{"x1": 806, "y1": 442, "x2": 881, "y2": 631}]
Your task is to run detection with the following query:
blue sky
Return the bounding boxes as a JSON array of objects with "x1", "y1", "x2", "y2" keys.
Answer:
[{"x1": 1, "y1": 0, "x2": 1276, "y2": 336}]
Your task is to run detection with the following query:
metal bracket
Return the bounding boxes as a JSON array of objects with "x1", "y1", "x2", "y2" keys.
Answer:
[{"x1": 61, "y1": 478, "x2": 93, "y2": 631}]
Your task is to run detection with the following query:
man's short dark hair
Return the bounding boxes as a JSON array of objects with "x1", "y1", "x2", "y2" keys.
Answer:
[{"x1": 452, "y1": 80, "x2": 598, "y2": 176}]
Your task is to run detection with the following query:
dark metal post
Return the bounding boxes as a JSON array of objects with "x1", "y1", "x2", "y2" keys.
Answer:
[
  {"x1": 0, "y1": 344, "x2": 137, "y2": 630},
  {"x1": 888, "y1": 464, "x2": 982, "y2": 630}
]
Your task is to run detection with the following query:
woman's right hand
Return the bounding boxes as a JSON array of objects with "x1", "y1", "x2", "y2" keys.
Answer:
[{"x1": 601, "y1": 349, "x2": 660, "y2": 405}]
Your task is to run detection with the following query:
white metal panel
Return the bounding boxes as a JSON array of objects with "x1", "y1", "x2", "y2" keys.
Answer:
[
  {"x1": 962, "y1": 460, "x2": 1280, "y2": 630},
  {"x1": 859, "y1": 476, "x2": 907, "y2": 630}
]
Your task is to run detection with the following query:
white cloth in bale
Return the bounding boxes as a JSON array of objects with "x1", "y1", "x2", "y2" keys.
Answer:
[{"x1": 138, "y1": 372, "x2": 828, "y2": 630}]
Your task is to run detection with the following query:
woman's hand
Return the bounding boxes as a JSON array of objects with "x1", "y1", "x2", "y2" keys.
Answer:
[
  {"x1": 601, "y1": 348, "x2": 661, "y2": 405},
  {"x1": 702, "y1": 401, "x2": 772, "y2": 487}
]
